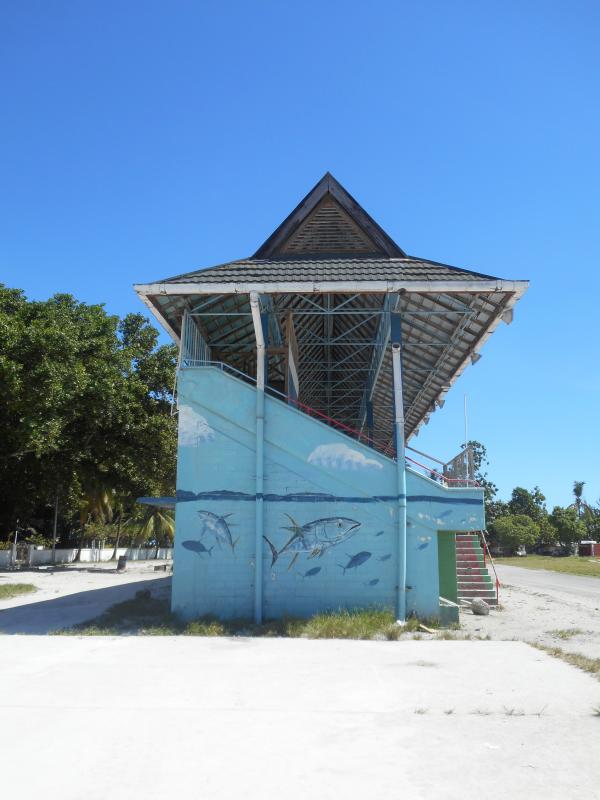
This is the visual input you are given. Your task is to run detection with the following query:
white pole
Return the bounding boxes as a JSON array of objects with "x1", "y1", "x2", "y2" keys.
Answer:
[
  {"x1": 391, "y1": 339, "x2": 407, "y2": 624},
  {"x1": 249, "y1": 292, "x2": 265, "y2": 625}
]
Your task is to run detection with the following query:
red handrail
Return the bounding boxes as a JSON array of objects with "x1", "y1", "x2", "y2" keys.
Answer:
[{"x1": 480, "y1": 529, "x2": 500, "y2": 604}]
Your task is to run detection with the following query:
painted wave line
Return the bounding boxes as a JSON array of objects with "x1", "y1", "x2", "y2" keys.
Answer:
[{"x1": 170, "y1": 490, "x2": 482, "y2": 506}]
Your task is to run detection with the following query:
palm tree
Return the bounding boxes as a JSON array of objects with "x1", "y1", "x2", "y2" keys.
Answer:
[
  {"x1": 74, "y1": 481, "x2": 114, "y2": 561},
  {"x1": 573, "y1": 481, "x2": 585, "y2": 519},
  {"x1": 129, "y1": 505, "x2": 175, "y2": 558}
]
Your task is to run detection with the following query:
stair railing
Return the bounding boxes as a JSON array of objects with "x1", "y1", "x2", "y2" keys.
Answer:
[
  {"x1": 479, "y1": 529, "x2": 500, "y2": 604},
  {"x1": 185, "y1": 360, "x2": 480, "y2": 487}
]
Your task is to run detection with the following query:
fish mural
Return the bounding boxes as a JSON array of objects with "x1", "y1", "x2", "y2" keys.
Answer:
[
  {"x1": 417, "y1": 542, "x2": 430, "y2": 550},
  {"x1": 338, "y1": 551, "x2": 372, "y2": 574},
  {"x1": 378, "y1": 554, "x2": 392, "y2": 562},
  {"x1": 264, "y1": 515, "x2": 360, "y2": 568},
  {"x1": 439, "y1": 510, "x2": 453, "y2": 519},
  {"x1": 182, "y1": 540, "x2": 214, "y2": 557},
  {"x1": 300, "y1": 567, "x2": 322, "y2": 578},
  {"x1": 197, "y1": 510, "x2": 239, "y2": 552},
  {"x1": 375, "y1": 530, "x2": 385, "y2": 537},
  {"x1": 365, "y1": 578, "x2": 380, "y2": 587}
]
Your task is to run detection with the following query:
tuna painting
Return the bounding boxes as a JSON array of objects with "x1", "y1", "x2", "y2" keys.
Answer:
[
  {"x1": 338, "y1": 551, "x2": 372, "y2": 574},
  {"x1": 264, "y1": 514, "x2": 360, "y2": 568},
  {"x1": 182, "y1": 540, "x2": 214, "y2": 557},
  {"x1": 197, "y1": 510, "x2": 239, "y2": 552}
]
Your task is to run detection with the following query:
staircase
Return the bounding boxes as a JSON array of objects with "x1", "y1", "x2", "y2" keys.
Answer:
[{"x1": 456, "y1": 533, "x2": 498, "y2": 606}]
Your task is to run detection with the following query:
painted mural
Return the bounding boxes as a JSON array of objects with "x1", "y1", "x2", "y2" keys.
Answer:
[
  {"x1": 170, "y1": 366, "x2": 485, "y2": 621},
  {"x1": 263, "y1": 515, "x2": 361, "y2": 568}
]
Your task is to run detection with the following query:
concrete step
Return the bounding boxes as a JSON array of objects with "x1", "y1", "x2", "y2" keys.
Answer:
[
  {"x1": 457, "y1": 572, "x2": 490, "y2": 578},
  {"x1": 457, "y1": 580, "x2": 493, "y2": 589},
  {"x1": 458, "y1": 586, "x2": 496, "y2": 596},
  {"x1": 459, "y1": 597, "x2": 498, "y2": 607},
  {"x1": 458, "y1": 594, "x2": 497, "y2": 605}
]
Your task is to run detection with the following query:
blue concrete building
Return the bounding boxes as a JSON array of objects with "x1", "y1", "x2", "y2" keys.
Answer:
[{"x1": 136, "y1": 174, "x2": 528, "y2": 623}]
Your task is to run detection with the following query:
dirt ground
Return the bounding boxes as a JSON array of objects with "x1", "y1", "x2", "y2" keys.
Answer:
[
  {"x1": 2, "y1": 560, "x2": 599, "y2": 661},
  {"x1": 0, "y1": 561, "x2": 172, "y2": 634},
  {"x1": 461, "y1": 564, "x2": 600, "y2": 658}
]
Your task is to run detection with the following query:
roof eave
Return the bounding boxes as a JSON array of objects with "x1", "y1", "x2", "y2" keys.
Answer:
[
  {"x1": 407, "y1": 285, "x2": 527, "y2": 440},
  {"x1": 135, "y1": 278, "x2": 529, "y2": 297}
]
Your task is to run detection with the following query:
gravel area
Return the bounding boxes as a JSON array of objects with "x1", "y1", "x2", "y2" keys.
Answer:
[{"x1": 461, "y1": 564, "x2": 600, "y2": 658}]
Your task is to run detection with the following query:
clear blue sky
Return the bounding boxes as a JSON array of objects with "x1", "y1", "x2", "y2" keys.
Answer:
[{"x1": 2, "y1": 1, "x2": 599, "y2": 510}]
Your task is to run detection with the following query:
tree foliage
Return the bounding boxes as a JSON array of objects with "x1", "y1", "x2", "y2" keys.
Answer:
[
  {"x1": 508, "y1": 486, "x2": 547, "y2": 522},
  {"x1": 0, "y1": 286, "x2": 177, "y2": 541},
  {"x1": 549, "y1": 506, "x2": 586, "y2": 548},
  {"x1": 464, "y1": 440, "x2": 497, "y2": 508},
  {"x1": 490, "y1": 514, "x2": 540, "y2": 553}
]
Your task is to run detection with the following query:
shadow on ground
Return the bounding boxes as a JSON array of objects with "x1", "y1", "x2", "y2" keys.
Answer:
[{"x1": 0, "y1": 578, "x2": 171, "y2": 635}]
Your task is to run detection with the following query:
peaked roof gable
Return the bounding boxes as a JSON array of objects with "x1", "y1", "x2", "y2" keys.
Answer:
[{"x1": 253, "y1": 172, "x2": 406, "y2": 258}]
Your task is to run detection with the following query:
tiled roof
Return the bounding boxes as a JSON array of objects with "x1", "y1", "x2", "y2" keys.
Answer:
[{"x1": 160, "y1": 256, "x2": 499, "y2": 285}]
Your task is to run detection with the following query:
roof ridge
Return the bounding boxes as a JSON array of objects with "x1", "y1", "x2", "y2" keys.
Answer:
[{"x1": 252, "y1": 174, "x2": 406, "y2": 258}]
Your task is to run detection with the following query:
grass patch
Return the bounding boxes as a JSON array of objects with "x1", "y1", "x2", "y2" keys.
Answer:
[
  {"x1": 496, "y1": 555, "x2": 600, "y2": 578},
  {"x1": 0, "y1": 583, "x2": 36, "y2": 600},
  {"x1": 56, "y1": 591, "x2": 446, "y2": 639},
  {"x1": 532, "y1": 643, "x2": 600, "y2": 681},
  {"x1": 547, "y1": 628, "x2": 584, "y2": 640}
]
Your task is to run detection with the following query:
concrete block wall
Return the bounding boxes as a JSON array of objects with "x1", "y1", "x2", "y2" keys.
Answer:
[
  {"x1": 172, "y1": 367, "x2": 485, "y2": 621},
  {"x1": 0, "y1": 547, "x2": 173, "y2": 568}
]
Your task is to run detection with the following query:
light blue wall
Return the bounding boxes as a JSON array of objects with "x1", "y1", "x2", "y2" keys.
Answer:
[{"x1": 172, "y1": 367, "x2": 485, "y2": 621}]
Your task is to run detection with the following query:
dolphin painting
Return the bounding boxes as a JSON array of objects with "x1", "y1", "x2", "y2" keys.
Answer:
[
  {"x1": 264, "y1": 514, "x2": 360, "y2": 568},
  {"x1": 197, "y1": 510, "x2": 239, "y2": 552}
]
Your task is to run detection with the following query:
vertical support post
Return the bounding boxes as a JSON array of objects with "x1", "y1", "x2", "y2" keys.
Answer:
[
  {"x1": 366, "y1": 400, "x2": 374, "y2": 447},
  {"x1": 250, "y1": 292, "x2": 265, "y2": 624},
  {"x1": 390, "y1": 310, "x2": 407, "y2": 623},
  {"x1": 261, "y1": 310, "x2": 269, "y2": 386}
]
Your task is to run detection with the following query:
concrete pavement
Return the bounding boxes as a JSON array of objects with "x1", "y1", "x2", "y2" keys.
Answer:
[{"x1": 1, "y1": 636, "x2": 599, "y2": 799}]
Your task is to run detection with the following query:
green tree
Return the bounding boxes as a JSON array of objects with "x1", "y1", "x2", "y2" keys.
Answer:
[
  {"x1": 508, "y1": 487, "x2": 546, "y2": 521},
  {"x1": 0, "y1": 286, "x2": 177, "y2": 540},
  {"x1": 486, "y1": 499, "x2": 509, "y2": 525},
  {"x1": 464, "y1": 440, "x2": 496, "y2": 500},
  {"x1": 489, "y1": 514, "x2": 540, "y2": 554},
  {"x1": 128, "y1": 505, "x2": 175, "y2": 557},
  {"x1": 537, "y1": 515, "x2": 559, "y2": 547},
  {"x1": 572, "y1": 481, "x2": 586, "y2": 518},
  {"x1": 549, "y1": 506, "x2": 585, "y2": 549}
]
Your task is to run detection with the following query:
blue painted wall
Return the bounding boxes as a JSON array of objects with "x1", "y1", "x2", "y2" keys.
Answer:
[{"x1": 172, "y1": 367, "x2": 484, "y2": 621}]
